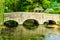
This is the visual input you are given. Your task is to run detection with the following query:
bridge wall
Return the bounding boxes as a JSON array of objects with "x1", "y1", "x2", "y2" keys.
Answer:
[{"x1": 4, "y1": 12, "x2": 60, "y2": 24}]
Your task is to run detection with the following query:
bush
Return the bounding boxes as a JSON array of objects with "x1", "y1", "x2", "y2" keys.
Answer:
[{"x1": 4, "y1": 20, "x2": 18, "y2": 28}]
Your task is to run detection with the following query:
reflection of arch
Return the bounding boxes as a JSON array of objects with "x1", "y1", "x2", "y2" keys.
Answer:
[
  {"x1": 23, "y1": 19, "x2": 39, "y2": 30},
  {"x1": 43, "y1": 20, "x2": 56, "y2": 25}
]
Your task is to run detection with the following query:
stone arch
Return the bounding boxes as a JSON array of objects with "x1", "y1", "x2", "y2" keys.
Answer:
[
  {"x1": 23, "y1": 19, "x2": 39, "y2": 30},
  {"x1": 4, "y1": 20, "x2": 18, "y2": 28},
  {"x1": 43, "y1": 20, "x2": 56, "y2": 25}
]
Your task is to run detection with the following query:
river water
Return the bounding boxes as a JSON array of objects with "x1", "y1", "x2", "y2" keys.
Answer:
[{"x1": 0, "y1": 25, "x2": 60, "y2": 40}]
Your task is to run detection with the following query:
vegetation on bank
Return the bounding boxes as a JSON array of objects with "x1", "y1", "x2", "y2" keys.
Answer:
[
  {"x1": 0, "y1": 0, "x2": 4, "y2": 25},
  {"x1": 4, "y1": 0, "x2": 60, "y2": 14}
]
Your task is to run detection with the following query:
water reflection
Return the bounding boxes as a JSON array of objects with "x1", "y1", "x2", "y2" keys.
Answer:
[
  {"x1": 0, "y1": 25, "x2": 60, "y2": 40},
  {"x1": 45, "y1": 34, "x2": 60, "y2": 40},
  {"x1": 44, "y1": 25, "x2": 60, "y2": 40}
]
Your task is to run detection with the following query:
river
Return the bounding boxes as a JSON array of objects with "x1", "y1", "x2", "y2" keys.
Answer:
[{"x1": 0, "y1": 24, "x2": 60, "y2": 40}]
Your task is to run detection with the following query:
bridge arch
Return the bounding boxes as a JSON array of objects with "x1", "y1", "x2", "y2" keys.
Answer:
[
  {"x1": 23, "y1": 19, "x2": 39, "y2": 30},
  {"x1": 43, "y1": 20, "x2": 56, "y2": 25}
]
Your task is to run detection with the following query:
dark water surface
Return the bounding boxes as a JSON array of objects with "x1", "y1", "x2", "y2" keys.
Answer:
[{"x1": 0, "y1": 25, "x2": 60, "y2": 40}]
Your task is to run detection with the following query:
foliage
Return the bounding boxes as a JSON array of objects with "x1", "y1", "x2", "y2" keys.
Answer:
[
  {"x1": 0, "y1": 0, "x2": 4, "y2": 25},
  {"x1": 44, "y1": 1, "x2": 60, "y2": 14},
  {"x1": 5, "y1": 0, "x2": 19, "y2": 12},
  {"x1": 4, "y1": 0, "x2": 60, "y2": 14}
]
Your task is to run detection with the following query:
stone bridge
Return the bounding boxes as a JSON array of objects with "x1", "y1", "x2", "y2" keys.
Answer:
[{"x1": 4, "y1": 12, "x2": 60, "y2": 24}]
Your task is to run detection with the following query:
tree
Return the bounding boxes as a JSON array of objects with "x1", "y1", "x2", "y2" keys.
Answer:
[
  {"x1": 0, "y1": 0, "x2": 4, "y2": 25},
  {"x1": 4, "y1": 0, "x2": 60, "y2": 13}
]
